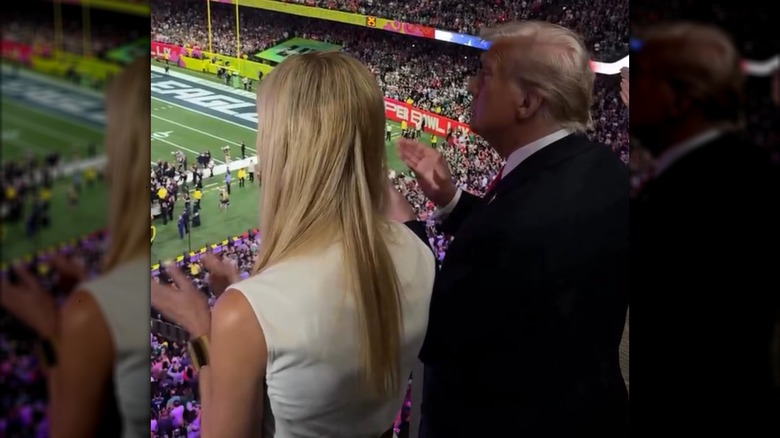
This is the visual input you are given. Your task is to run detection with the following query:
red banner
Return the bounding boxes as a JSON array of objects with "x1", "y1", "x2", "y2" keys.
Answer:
[
  {"x1": 1, "y1": 40, "x2": 34, "y2": 63},
  {"x1": 150, "y1": 41, "x2": 186, "y2": 63},
  {"x1": 383, "y1": 98, "x2": 470, "y2": 137}
]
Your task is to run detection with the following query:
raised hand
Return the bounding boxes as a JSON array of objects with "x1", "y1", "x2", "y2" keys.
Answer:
[
  {"x1": 620, "y1": 67, "x2": 629, "y2": 108},
  {"x1": 396, "y1": 139, "x2": 456, "y2": 207},
  {"x1": 49, "y1": 253, "x2": 88, "y2": 294},
  {"x1": 1, "y1": 265, "x2": 59, "y2": 339},
  {"x1": 150, "y1": 263, "x2": 211, "y2": 338},
  {"x1": 383, "y1": 180, "x2": 417, "y2": 223},
  {"x1": 200, "y1": 253, "x2": 240, "y2": 298}
]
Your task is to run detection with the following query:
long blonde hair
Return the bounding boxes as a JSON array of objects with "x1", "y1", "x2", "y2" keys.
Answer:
[
  {"x1": 253, "y1": 52, "x2": 402, "y2": 398},
  {"x1": 102, "y1": 58, "x2": 151, "y2": 271}
]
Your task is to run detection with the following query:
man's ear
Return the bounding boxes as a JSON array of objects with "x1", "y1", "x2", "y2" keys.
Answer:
[
  {"x1": 514, "y1": 86, "x2": 545, "y2": 121},
  {"x1": 668, "y1": 89, "x2": 692, "y2": 119}
]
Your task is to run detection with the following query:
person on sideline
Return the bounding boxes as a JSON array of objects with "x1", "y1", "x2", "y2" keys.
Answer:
[
  {"x1": 150, "y1": 52, "x2": 436, "y2": 438},
  {"x1": 631, "y1": 22, "x2": 779, "y2": 435},
  {"x1": 1, "y1": 58, "x2": 151, "y2": 438},
  {"x1": 398, "y1": 21, "x2": 630, "y2": 437}
]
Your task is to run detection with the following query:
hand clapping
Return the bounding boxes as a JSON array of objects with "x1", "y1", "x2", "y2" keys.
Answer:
[
  {"x1": 620, "y1": 67, "x2": 629, "y2": 108},
  {"x1": 396, "y1": 139, "x2": 457, "y2": 207}
]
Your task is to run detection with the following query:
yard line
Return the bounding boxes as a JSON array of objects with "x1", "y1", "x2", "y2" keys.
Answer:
[
  {"x1": 1, "y1": 135, "x2": 47, "y2": 153},
  {"x1": 4, "y1": 114, "x2": 94, "y2": 145},
  {"x1": 154, "y1": 137, "x2": 225, "y2": 164},
  {"x1": 152, "y1": 114, "x2": 256, "y2": 152},
  {"x1": 2, "y1": 99, "x2": 103, "y2": 133},
  {"x1": 152, "y1": 96, "x2": 255, "y2": 133}
]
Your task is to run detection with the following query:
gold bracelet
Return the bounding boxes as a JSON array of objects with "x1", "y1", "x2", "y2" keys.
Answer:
[{"x1": 188, "y1": 334, "x2": 210, "y2": 371}]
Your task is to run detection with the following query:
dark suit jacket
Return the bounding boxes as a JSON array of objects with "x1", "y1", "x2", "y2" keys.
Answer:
[
  {"x1": 631, "y1": 133, "x2": 780, "y2": 435},
  {"x1": 418, "y1": 134, "x2": 630, "y2": 437}
]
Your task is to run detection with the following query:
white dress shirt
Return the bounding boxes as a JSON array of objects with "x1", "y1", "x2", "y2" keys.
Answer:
[
  {"x1": 653, "y1": 128, "x2": 723, "y2": 178},
  {"x1": 437, "y1": 129, "x2": 572, "y2": 217}
]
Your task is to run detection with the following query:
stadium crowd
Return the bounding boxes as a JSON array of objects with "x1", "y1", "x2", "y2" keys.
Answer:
[
  {"x1": 273, "y1": 0, "x2": 629, "y2": 61},
  {"x1": 0, "y1": 233, "x2": 105, "y2": 437},
  {"x1": 152, "y1": 1, "x2": 628, "y2": 139},
  {"x1": 150, "y1": 334, "x2": 202, "y2": 438},
  {"x1": 2, "y1": 4, "x2": 144, "y2": 58}
]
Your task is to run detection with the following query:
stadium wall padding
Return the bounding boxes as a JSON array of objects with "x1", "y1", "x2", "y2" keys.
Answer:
[
  {"x1": 1, "y1": 41, "x2": 122, "y2": 82},
  {"x1": 151, "y1": 41, "x2": 273, "y2": 80}
]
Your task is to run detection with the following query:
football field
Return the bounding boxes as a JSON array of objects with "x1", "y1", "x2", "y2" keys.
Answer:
[
  {"x1": 151, "y1": 65, "x2": 435, "y2": 263},
  {"x1": 1, "y1": 67, "x2": 107, "y2": 263}
]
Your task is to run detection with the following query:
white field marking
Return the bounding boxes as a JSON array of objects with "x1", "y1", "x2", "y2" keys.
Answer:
[
  {"x1": 2, "y1": 99, "x2": 103, "y2": 133},
  {"x1": 154, "y1": 137, "x2": 226, "y2": 164},
  {"x1": 4, "y1": 114, "x2": 92, "y2": 145},
  {"x1": 151, "y1": 96, "x2": 255, "y2": 133},
  {"x1": 152, "y1": 114, "x2": 256, "y2": 151},
  {"x1": 1, "y1": 134, "x2": 46, "y2": 153}
]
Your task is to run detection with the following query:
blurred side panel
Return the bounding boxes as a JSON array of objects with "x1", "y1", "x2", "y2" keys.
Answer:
[
  {"x1": 630, "y1": 0, "x2": 779, "y2": 434},
  {"x1": 0, "y1": 1, "x2": 150, "y2": 437}
]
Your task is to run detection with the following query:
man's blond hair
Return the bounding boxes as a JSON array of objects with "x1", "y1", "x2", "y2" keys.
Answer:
[
  {"x1": 640, "y1": 22, "x2": 744, "y2": 125},
  {"x1": 481, "y1": 21, "x2": 595, "y2": 132}
]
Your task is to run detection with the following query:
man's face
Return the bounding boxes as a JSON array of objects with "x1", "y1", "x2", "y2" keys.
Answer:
[
  {"x1": 629, "y1": 49, "x2": 678, "y2": 149},
  {"x1": 467, "y1": 50, "x2": 518, "y2": 136}
]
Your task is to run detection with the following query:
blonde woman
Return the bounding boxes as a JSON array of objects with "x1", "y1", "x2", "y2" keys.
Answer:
[
  {"x1": 1, "y1": 58, "x2": 151, "y2": 437},
  {"x1": 151, "y1": 52, "x2": 436, "y2": 437}
]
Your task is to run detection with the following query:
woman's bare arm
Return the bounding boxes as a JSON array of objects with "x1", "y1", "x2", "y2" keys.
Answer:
[
  {"x1": 49, "y1": 290, "x2": 114, "y2": 438},
  {"x1": 199, "y1": 289, "x2": 267, "y2": 438}
]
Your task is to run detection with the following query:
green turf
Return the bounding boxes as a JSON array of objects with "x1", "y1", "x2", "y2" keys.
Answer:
[
  {"x1": 2, "y1": 179, "x2": 107, "y2": 263},
  {"x1": 151, "y1": 181, "x2": 260, "y2": 264},
  {"x1": 1, "y1": 98, "x2": 103, "y2": 161},
  {"x1": 151, "y1": 67, "x2": 440, "y2": 262},
  {"x1": 1, "y1": 95, "x2": 106, "y2": 263}
]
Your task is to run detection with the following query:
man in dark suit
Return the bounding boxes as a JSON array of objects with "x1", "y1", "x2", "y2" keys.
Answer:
[
  {"x1": 399, "y1": 21, "x2": 630, "y2": 437},
  {"x1": 631, "y1": 22, "x2": 779, "y2": 435}
]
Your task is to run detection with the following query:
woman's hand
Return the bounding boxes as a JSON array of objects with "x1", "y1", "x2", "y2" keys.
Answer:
[
  {"x1": 620, "y1": 67, "x2": 629, "y2": 108},
  {"x1": 200, "y1": 254, "x2": 240, "y2": 298},
  {"x1": 50, "y1": 253, "x2": 88, "y2": 294},
  {"x1": 383, "y1": 181, "x2": 417, "y2": 223},
  {"x1": 151, "y1": 264, "x2": 212, "y2": 338},
  {"x1": 1, "y1": 265, "x2": 59, "y2": 339}
]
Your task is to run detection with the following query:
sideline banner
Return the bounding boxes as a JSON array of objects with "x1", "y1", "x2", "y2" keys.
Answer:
[
  {"x1": 1, "y1": 41, "x2": 34, "y2": 64},
  {"x1": 254, "y1": 38, "x2": 341, "y2": 63},
  {"x1": 29, "y1": 51, "x2": 121, "y2": 81},
  {"x1": 104, "y1": 37, "x2": 150, "y2": 64},
  {"x1": 384, "y1": 98, "x2": 470, "y2": 137},
  {"x1": 151, "y1": 41, "x2": 273, "y2": 79},
  {"x1": 151, "y1": 229, "x2": 260, "y2": 272},
  {"x1": 369, "y1": 17, "x2": 435, "y2": 39},
  {"x1": 3, "y1": 40, "x2": 122, "y2": 80}
]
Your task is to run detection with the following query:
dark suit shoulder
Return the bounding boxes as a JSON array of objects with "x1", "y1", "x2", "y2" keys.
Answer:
[
  {"x1": 661, "y1": 133, "x2": 770, "y2": 181},
  {"x1": 530, "y1": 136, "x2": 628, "y2": 207},
  {"x1": 490, "y1": 136, "x2": 629, "y2": 246},
  {"x1": 651, "y1": 132, "x2": 775, "y2": 203}
]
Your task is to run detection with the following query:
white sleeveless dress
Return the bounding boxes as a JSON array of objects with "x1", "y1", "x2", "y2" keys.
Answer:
[
  {"x1": 80, "y1": 257, "x2": 150, "y2": 438},
  {"x1": 231, "y1": 222, "x2": 435, "y2": 438}
]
